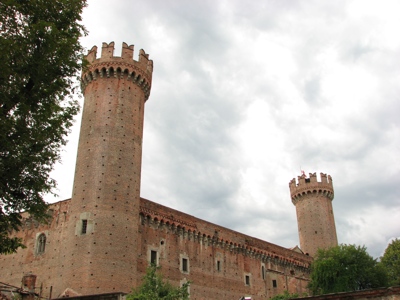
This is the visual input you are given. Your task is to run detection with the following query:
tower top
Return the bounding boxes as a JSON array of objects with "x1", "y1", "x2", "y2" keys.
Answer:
[
  {"x1": 289, "y1": 172, "x2": 334, "y2": 205},
  {"x1": 81, "y1": 42, "x2": 153, "y2": 99}
]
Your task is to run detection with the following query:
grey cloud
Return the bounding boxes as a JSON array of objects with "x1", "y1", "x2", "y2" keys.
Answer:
[
  {"x1": 302, "y1": 77, "x2": 322, "y2": 105},
  {"x1": 49, "y1": 0, "x2": 400, "y2": 261}
]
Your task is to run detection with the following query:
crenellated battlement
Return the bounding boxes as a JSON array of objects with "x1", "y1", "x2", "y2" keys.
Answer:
[
  {"x1": 81, "y1": 42, "x2": 153, "y2": 100},
  {"x1": 289, "y1": 172, "x2": 334, "y2": 205},
  {"x1": 140, "y1": 198, "x2": 312, "y2": 270}
]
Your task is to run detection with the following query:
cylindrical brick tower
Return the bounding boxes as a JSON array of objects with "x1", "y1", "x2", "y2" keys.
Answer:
[
  {"x1": 289, "y1": 172, "x2": 338, "y2": 257},
  {"x1": 62, "y1": 42, "x2": 153, "y2": 295}
]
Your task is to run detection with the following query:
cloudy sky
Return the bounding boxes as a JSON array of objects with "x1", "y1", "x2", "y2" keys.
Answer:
[{"x1": 47, "y1": 0, "x2": 400, "y2": 258}]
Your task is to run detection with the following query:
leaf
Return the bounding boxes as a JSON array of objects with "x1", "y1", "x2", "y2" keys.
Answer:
[
  {"x1": 309, "y1": 244, "x2": 389, "y2": 295},
  {"x1": 0, "y1": 0, "x2": 87, "y2": 254},
  {"x1": 127, "y1": 265, "x2": 191, "y2": 300}
]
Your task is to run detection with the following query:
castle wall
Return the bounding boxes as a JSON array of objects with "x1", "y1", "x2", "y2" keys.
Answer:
[
  {"x1": 295, "y1": 286, "x2": 400, "y2": 300},
  {"x1": 138, "y1": 198, "x2": 312, "y2": 300},
  {"x1": 0, "y1": 200, "x2": 71, "y2": 299},
  {"x1": 0, "y1": 198, "x2": 312, "y2": 300}
]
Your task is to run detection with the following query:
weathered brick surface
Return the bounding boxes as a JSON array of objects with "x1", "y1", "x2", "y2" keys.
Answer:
[
  {"x1": 296, "y1": 286, "x2": 400, "y2": 300},
  {"x1": 138, "y1": 198, "x2": 312, "y2": 299},
  {"x1": 0, "y1": 200, "x2": 71, "y2": 298},
  {"x1": 0, "y1": 197, "x2": 312, "y2": 299},
  {"x1": 290, "y1": 173, "x2": 338, "y2": 257},
  {"x1": 61, "y1": 42, "x2": 153, "y2": 295},
  {"x1": 0, "y1": 42, "x2": 337, "y2": 300}
]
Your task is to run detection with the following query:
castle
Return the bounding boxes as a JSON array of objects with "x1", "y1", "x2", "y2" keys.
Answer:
[{"x1": 0, "y1": 42, "x2": 338, "y2": 300}]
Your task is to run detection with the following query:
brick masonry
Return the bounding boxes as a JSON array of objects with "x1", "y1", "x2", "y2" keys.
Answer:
[
  {"x1": 290, "y1": 173, "x2": 338, "y2": 257},
  {"x1": 295, "y1": 286, "x2": 400, "y2": 300},
  {"x1": 0, "y1": 197, "x2": 312, "y2": 299},
  {"x1": 0, "y1": 42, "x2": 338, "y2": 300}
]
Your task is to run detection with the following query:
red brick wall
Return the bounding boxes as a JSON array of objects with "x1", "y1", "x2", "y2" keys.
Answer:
[
  {"x1": 296, "y1": 286, "x2": 400, "y2": 300},
  {"x1": 138, "y1": 198, "x2": 312, "y2": 300},
  {"x1": 290, "y1": 173, "x2": 338, "y2": 257},
  {"x1": 295, "y1": 193, "x2": 337, "y2": 257},
  {"x1": 61, "y1": 42, "x2": 153, "y2": 295},
  {"x1": 0, "y1": 200, "x2": 71, "y2": 299},
  {"x1": 0, "y1": 197, "x2": 312, "y2": 300}
]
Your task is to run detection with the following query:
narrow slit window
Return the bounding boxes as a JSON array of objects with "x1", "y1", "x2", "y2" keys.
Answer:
[
  {"x1": 182, "y1": 258, "x2": 188, "y2": 272},
  {"x1": 245, "y1": 275, "x2": 250, "y2": 286},
  {"x1": 150, "y1": 250, "x2": 157, "y2": 265},
  {"x1": 37, "y1": 233, "x2": 46, "y2": 254},
  {"x1": 272, "y1": 279, "x2": 277, "y2": 288},
  {"x1": 262, "y1": 265, "x2": 265, "y2": 280},
  {"x1": 217, "y1": 260, "x2": 221, "y2": 272},
  {"x1": 81, "y1": 219, "x2": 88, "y2": 234}
]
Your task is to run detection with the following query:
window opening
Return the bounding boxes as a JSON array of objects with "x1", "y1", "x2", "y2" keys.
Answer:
[
  {"x1": 262, "y1": 265, "x2": 265, "y2": 280},
  {"x1": 272, "y1": 279, "x2": 277, "y2": 288},
  {"x1": 37, "y1": 233, "x2": 46, "y2": 254},
  {"x1": 245, "y1": 275, "x2": 250, "y2": 286},
  {"x1": 217, "y1": 260, "x2": 221, "y2": 272},
  {"x1": 81, "y1": 219, "x2": 88, "y2": 234},
  {"x1": 182, "y1": 258, "x2": 188, "y2": 272},
  {"x1": 150, "y1": 250, "x2": 157, "y2": 265}
]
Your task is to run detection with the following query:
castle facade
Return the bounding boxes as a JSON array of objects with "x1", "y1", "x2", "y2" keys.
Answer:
[{"x1": 0, "y1": 42, "x2": 338, "y2": 300}]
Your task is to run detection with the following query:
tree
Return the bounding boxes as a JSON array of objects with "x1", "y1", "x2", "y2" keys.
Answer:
[
  {"x1": 0, "y1": 0, "x2": 87, "y2": 254},
  {"x1": 308, "y1": 244, "x2": 388, "y2": 295},
  {"x1": 127, "y1": 265, "x2": 190, "y2": 300},
  {"x1": 270, "y1": 290, "x2": 302, "y2": 300},
  {"x1": 380, "y1": 238, "x2": 400, "y2": 286}
]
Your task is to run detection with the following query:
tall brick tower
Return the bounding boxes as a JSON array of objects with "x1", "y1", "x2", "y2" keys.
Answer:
[
  {"x1": 62, "y1": 42, "x2": 153, "y2": 295},
  {"x1": 289, "y1": 172, "x2": 338, "y2": 257}
]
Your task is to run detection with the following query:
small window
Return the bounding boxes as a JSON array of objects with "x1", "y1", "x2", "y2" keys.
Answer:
[
  {"x1": 150, "y1": 250, "x2": 157, "y2": 265},
  {"x1": 182, "y1": 258, "x2": 188, "y2": 272},
  {"x1": 37, "y1": 233, "x2": 46, "y2": 254},
  {"x1": 272, "y1": 279, "x2": 277, "y2": 288},
  {"x1": 245, "y1": 275, "x2": 250, "y2": 286},
  {"x1": 262, "y1": 265, "x2": 265, "y2": 280},
  {"x1": 179, "y1": 254, "x2": 189, "y2": 273},
  {"x1": 81, "y1": 219, "x2": 88, "y2": 234},
  {"x1": 217, "y1": 260, "x2": 221, "y2": 272}
]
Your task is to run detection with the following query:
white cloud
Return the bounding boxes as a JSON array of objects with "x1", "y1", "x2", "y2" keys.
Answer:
[{"x1": 48, "y1": 0, "x2": 400, "y2": 259}]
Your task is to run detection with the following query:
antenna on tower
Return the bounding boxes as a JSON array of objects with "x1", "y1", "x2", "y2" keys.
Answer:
[{"x1": 300, "y1": 166, "x2": 306, "y2": 177}]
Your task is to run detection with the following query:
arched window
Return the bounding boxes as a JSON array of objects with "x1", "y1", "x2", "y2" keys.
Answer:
[{"x1": 37, "y1": 233, "x2": 46, "y2": 254}]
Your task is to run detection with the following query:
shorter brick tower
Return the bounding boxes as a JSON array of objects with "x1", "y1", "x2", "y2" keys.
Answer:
[{"x1": 289, "y1": 172, "x2": 338, "y2": 257}]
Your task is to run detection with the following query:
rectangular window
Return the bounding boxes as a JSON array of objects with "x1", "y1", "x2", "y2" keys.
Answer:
[
  {"x1": 81, "y1": 219, "x2": 88, "y2": 234},
  {"x1": 150, "y1": 250, "x2": 157, "y2": 265},
  {"x1": 272, "y1": 279, "x2": 277, "y2": 288},
  {"x1": 262, "y1": 265, "x2": 265, "y2": 280},
  {"x1": 217, "y1": 260, "x2": 221, "y2": 272},
  {"x1": 245, "y1": 275, "x2": 250, "y2": 286},
  {"x1": 182, "y1": 258, "x2": 188, "y2": 272}
]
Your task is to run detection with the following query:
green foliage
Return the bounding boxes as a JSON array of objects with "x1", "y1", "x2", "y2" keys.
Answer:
[
  {"x1": 0, "y1": 219, "x2": 26, "y2": 254},
  {"x1": 308, "y1": 244, "x2": 388, "y2": 295},
  {"x1": 270, "y1": 290, "x2": 302, "y2": 300},
  {"x1": 380, "y1": 238, "x2": 400, "y2": 286},
  {"x1": 127, "y1": 265, "x2": 190, "y2": 300},
  {"x1": 11, "y1": 293, "x2": 22, "y2": 300},
  {"x1": 0, "y1": 0, "x2": 87, "y2": 254}
]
